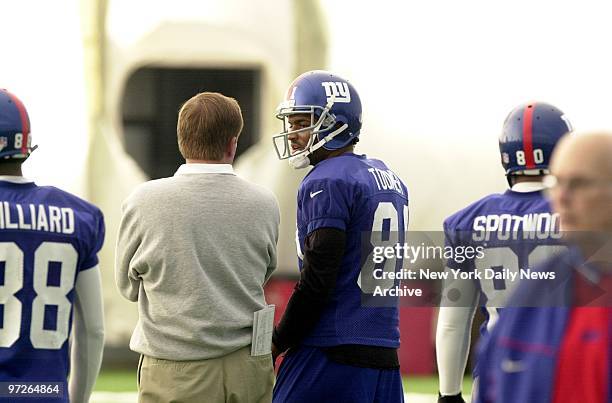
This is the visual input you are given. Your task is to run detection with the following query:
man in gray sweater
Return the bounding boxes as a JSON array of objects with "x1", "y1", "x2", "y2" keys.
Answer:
[{"x1": 115, "y1": 92, "x2": 280, "y2": 403}]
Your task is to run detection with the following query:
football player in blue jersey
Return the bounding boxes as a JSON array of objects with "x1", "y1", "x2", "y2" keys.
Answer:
[
  {"x1": 271, "y1": 71, "x2": 409, "y2": 402},
  {"x1": 0, "y1": 89, "x2": 105, "y2": 403},
  {"x1": 435, "y1": 102, "x2": 572, "y2": 403}
]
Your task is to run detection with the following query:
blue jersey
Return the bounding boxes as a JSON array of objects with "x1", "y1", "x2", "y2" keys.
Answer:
[
  {"x1": 444, "y1": 189, "x2": 565, "y2": 332},
  {"x1": 296, "y1": 153, "x2": 409, "y2": 348},
  {"x1": 0, "y1": 180, "x2": 104, "y2": 390}
]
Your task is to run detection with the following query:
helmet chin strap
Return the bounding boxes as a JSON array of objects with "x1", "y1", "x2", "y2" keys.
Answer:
[
  {"x1": 288, "y1": 153, "x2": 311, "y2": 169},
  {"x1": 288, "y1": 122, "x2": 349, "y2": 169}
]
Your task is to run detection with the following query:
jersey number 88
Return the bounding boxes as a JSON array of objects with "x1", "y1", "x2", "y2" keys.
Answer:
[{"x1": 0, "y1": 242, "x2": 77, "y2": 349}]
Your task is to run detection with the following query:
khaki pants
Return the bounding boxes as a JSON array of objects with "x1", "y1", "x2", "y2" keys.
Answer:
[{"x1": 137, "y1": 346, "x2": 274, "y2": 403}]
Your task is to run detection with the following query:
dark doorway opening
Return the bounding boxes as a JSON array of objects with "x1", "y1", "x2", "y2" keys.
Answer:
[{"x1": 121, "y1": 67, "x2": 261, "y2": 179}]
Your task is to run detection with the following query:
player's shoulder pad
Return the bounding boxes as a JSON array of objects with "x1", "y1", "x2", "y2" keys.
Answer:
[
  {"x1": 443, "y1": 192, "x2": 505, "y2": 231},
  {"x1": 299, "y1": 175, "x2": 355, "y2": 203},
  {"x1": 36, "y1": 185, "x2": 103, "y2": 217}
]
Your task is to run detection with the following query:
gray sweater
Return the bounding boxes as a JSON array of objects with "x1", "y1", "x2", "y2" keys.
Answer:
[{"x1": 115, "y1": 164, "x2": 280, "y2": 360}]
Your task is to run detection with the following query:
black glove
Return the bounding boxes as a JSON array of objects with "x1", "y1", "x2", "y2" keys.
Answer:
[{"x1": 438, "y1": 392, "x2": 466, "y2": 403}]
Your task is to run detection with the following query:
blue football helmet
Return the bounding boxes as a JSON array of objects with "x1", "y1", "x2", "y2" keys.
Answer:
[
  {"x1": 500, "y1": 102, "x2": 571, "y2": 178},
  {"x1": 0, "y1": 89, "x2": 36, "y2": 159},
  {"x1": 273, "y1": 70, "x2": 362, "y2": 169}
]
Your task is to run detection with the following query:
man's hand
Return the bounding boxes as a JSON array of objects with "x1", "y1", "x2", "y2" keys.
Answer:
[{"x1": 438, "y1": 393, "x2": 466, "y2": 403}]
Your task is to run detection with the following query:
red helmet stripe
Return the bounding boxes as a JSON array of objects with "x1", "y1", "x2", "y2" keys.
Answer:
[{"x1": 522, "y1": 103, "x2": 536, "y2": 168}]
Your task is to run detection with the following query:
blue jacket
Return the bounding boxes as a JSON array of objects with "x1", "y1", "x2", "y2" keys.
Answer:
[{"x1": 475, "y1": 249, "x2": 610, "y2": 402}]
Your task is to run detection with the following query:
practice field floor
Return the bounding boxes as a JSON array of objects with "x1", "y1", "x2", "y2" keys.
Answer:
[{"x1": 92, "y1": 370, "x2": 473, "y2": 403}]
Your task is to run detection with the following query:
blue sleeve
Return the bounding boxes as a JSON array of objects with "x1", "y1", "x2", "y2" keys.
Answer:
[
  {"x1": 81, "y1": 209, "x2": 105, "y2": 271},
  {"x1": 299, "y1": 178, "x2": 354, "y2": 235},
  {"x1": 443, "y1": 216, "x2": 476, "y2": 272},
  {"x1": 443, "y1": 218, "x2": 461, "y2": 271}
]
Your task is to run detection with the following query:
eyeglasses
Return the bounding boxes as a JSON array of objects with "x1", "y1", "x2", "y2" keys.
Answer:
[{"x1": 543, "y1": 174, "x2": 612, "y2": 194}]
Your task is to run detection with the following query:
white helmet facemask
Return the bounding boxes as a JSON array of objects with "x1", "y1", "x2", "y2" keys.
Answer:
[{"x1": 272, "y1": 96, "x2": 349, "y2": 169}]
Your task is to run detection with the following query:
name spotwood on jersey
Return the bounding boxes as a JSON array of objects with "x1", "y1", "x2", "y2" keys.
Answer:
[
  {"x1": 472, "y1": 212, "x2": 561, "y2": 241},
  {"x1": 0, "y1": 201, "x2": 75, "y2": 234}
]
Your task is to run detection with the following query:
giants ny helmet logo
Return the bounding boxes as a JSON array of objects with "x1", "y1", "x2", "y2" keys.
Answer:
[{"x1": 321, "y1": 82, "x2": 351, "y2": 103}]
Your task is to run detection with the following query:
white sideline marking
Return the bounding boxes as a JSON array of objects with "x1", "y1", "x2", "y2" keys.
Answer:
[{"x1": 405, "y1": 394, "x2": 436, "y2": 403}]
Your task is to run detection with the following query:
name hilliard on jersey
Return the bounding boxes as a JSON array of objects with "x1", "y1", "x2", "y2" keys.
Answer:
[
  {"x1": 0, "y1": 201, "x2": 75, "y2": 234},
  {"x1": 472, "y1": 212, "x2": 561, "y2": 242}
]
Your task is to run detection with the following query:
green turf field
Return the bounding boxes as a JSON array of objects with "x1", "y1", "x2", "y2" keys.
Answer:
[
  {"x1": 403, "y1": 375, "x2": 473, "y2": 395},
  {"x1": 94, "y1": 369, "x2": 473, "y2": 395},
  {"x1": 94, "y1": 370, "x2": 137, "y2": 392}
]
